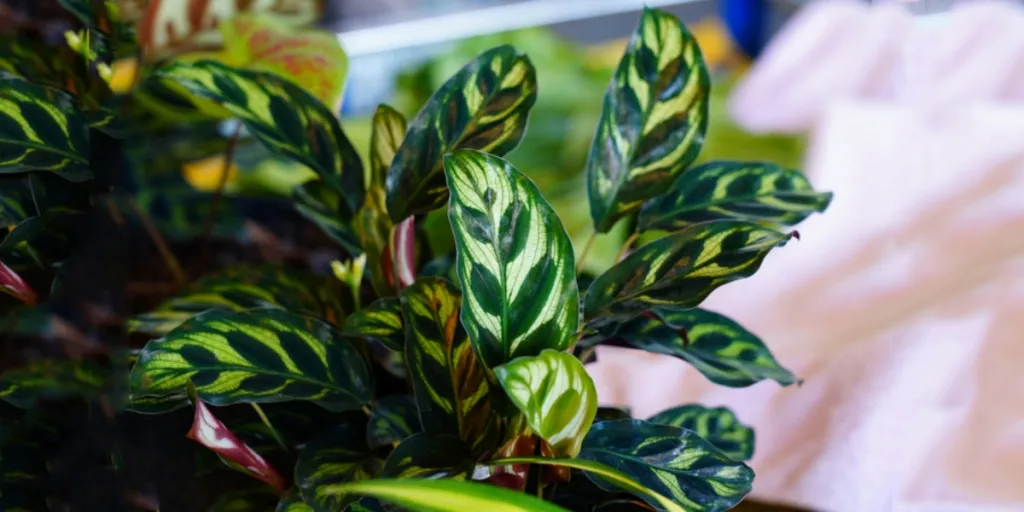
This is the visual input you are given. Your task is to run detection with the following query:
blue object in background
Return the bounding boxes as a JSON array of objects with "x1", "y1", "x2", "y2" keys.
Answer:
[{"x1": 721, "y1": 0, "x2": 770, "y2": 59}]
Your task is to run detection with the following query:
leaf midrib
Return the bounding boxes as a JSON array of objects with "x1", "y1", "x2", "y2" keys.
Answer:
[
  {"x1": 168, "y1": 360, "x2": 361, "y2": 397},
  {"x1": 646, "y1": 190, "x2": 829, "y2": 226},
  {"x1": 0, "y1": 137, "x2": 86, "y2": 163}
]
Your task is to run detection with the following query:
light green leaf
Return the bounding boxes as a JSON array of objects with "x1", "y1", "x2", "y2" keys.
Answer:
[
  {"x1": 296, "y1": 423, "x2": 385, "y2": 512},
  {"x1": 638, "y1": 161, "x2": 832, "y2": 231},
  {"x1": 366, "y1": 395, "x2": 421, "y2": 450},
  {"x1": 323, "y1": 478, "x2": 570, "y2": 512},
  {"x1": 358, "y1": 104, "x2": 407, "y2": 296},
  {"x1": 379, "y1": 433, "x2": 473, "y2": 479},
  {"x1": 586, "y1": 7, "x2": 710, "y2": 233},
  {"x1": 344, "y1": 297, "x2": 404, "y2": 352},
  {"x1": 0, "y1": 76, "x2": 90, "y2": 181},
  {"x1": 129, "y1": 308, "x2": 373, "y2": 411},
  {"x1": 584, "y1": 220, "x2": 792, "y2": 327},
  {"x1": 386, "y1": 45, "x2": 537, "y2": 220},
  {"x1": 495, "y1": 349, "x2": 597, "y2": 458},
  {"x1": 445, "y1": 150, "x2": 579, "y2": 368},
  {"x1": 401, "y1": 277, "x2": 498, "y2": 454},
  {"x1": 647, "y1": 404, "x2": 754, "y2": 461}
]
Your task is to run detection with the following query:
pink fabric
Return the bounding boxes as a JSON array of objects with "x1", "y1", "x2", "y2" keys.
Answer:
[{"x1": 587, "y1": 2, "x2": 1024, "y2": 510}]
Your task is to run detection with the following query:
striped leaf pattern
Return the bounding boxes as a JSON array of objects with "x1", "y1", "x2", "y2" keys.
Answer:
[
  {"x1": 128, "y1": 265, "x2": 347, "y2": 336},
  {"x1": 344, "y1": 297, "x2": 404, "y2": 352},
  {"x1": 296, "y1": 423, "x2": 385, "y2": 512},
  {"x1": 322, "y1": 479, "x2": 570, "y2": 512},
  {"x1": 0, "y1": 77, "x2": 90, "y2": 181},
  {"x1": 586, "y1": 7, "x2": 711, "y2": 233},
  {"x1": 583, "y1": 221, "x2": 792, "y2": 327},
  {"x1": 581, "y1": 419, "x2": 754, "y2": 512},
  {"x1": 367, "y1": 395, "x2": 422, "y2": 450},
  {"x1": 638, "y1": 161, "x2": 832, "y2": 231},
  {"x1": 647, "y1": 404, "x2": 754, "y2": 461},
  {"x1": 379, "y1": 433, "x2": 472, "y2": 479},
  {"x1": 129, "y1": 308, "x2": 373, "y2": 411},
  {"x1": 401, "y1": 277, "x2": 498, "y2": 455},
  {"x1": 385, "y1": 45, "x2": 537, "y2": 220},
  {"x1": 293, "y1": 179, "x2": 361, "y2": 255},
  {"x1": 154, "y1": 60, "x2": 364, "y2": 212},
  {"x1": 358, "y1": 104, "x2": 407, "y2": 296},
  {"x1": 0, "y1": 360, "x2": 105, "y2": 408},
  {"x1": 616, "y1": 308, "x2": 796, "y2": 388},
  {"x1": 495, "y1": 350, "x2": 597, "y2": 458},
  {"x1": 445, "y1": 150, "x2": 579, "y2": 368}
]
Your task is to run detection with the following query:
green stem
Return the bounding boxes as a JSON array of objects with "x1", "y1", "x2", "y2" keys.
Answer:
[
  {"x1": 250, "y1": 403, "x2": 288, "y2": 452},
  {"x1": 575, "y1": 231, "x2": 598, "y2": 274},
  {"x1": 614, "y1": 232, "x2": 639, "y2": 262}
]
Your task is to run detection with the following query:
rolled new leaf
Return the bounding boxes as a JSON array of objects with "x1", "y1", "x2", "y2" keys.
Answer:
[
  {"x1": 366, "y1": 395, "x2": 422, "y2": 450},
  {"x1": 586, "y1": 7, "x2": 710, "y2": 233},
  {"x1": 386, "y1": 45, "x2": 537, "y2": 220},
  {"x1": 638, "y1": 161, "x2": 832, "y2": 231},
  {"x1": 295, "y1": 423, "x2": 385, "y2": 512},
  {"x1": 343, "y1": 297, "x2": 404, "y2": 352},
  {"x1": 187, "y1": 399, "x2": 287, "y2": 492},
  {"x1": 584, "y1": 220, "x2": 792, "y2": 327},
  {"x1": 323, "y1": 478, "x2": 570, "y2": 512},
  {"x1": 129, "y1": 308, "x2": 373, "y2": 411},
  {"x1": 647, "y1": 404, "x2": 755, "y2": 461},
  {"x1": 0, "y1": 260, "x2": 36, "y2": 305},
  {"x1": 0, "y1": 76, "x2": 90, "y2": 181},
  {"x1": 495, "y1": 349, "x2": 597, "y2": 458},
  {"x1": 445, "y1": 150, "x2": 579, "y2": 368}
]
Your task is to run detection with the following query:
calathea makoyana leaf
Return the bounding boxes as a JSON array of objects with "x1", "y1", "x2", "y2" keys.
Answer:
[
  {"x1": 358, "y1": 104, "x2": 407, "y2": 296},
  {"x1": 322, "y1": 479, "x2": 569, "y2": 512},
  {"x1": 380, "y1": 433, "x2": 473, "y2": 479},
  {"x1": 295, "y1": 423, "x2": 385, "y2": 512},
  {"x1": 154, "y1": 60, "x2": 364, "y2": 212},
  {"x1": 386, "y1": 45, "x2": 537, "y2": 220},
  {"x1": 0, "y1": 359, "x2": 106, "y2": 408},
  {"x1": 367, "y1": 395, "x2": 422, "y2": 450},
  {"x1": 445, "y1": 150, "x2": 579, "y2": 368},
  {"x1": 647, "y1": 404, "x2": 754, "y2": 461},
  {"x1": 293, "y1": 179, "x2": 361, "y2": 255},
  {"x1": 586, "y1": 7, "x2": 711, "y2": 233},
  {"x1": 129, "y1": 308, "x2": 373, "y2": 411},
  {"x1": 596, "y1": 407, "x2": 634, "y2": 422},
  {"x1": 0, "y1": 76, "x2": 90, "y2": 181},
  {"x1": 584, "y1": 220, "x2": 792, "y2": 327},
  {"x1": 581, "y1": 419, "x2": 753, "y2": 512},
  {"x1": 343, "y1": 297, "x2": 404, "y2": 352},
  {"x1": 401, "y1": 277, "x2": 498, "y2": 454},
  {"x1": 495, "y1": 349, "x2": 597, "y2": 458},
  {"x1": 615, "y1": 308, "x2": 796, "y2": 388},
  {"x1": 187, "y1": 399, "x2": 287, "y2": 492},
  {"x1": 637, "y1": 161, "x2": 832, "y2": 231}
]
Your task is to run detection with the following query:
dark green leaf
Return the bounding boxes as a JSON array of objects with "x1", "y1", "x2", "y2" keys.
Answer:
[
  {"x1": 296, "y1": 423, "x2": 385, "y2": 512},
  {"x1": 322, "y1": 479, "x2": 569, "y2": 512},
  {"x1": 647, "y1": 404, "x2": 754, "y2": 461},
  {"x1": 367, "y1": 395, "x2": 421, "y2": 450},
  {"x1": 0, "y1": 359, "x2": 106, "y2": 407},
  {"x1": 276, "y1": 493, "x2": 313, "y2": 512},
  {"x1": 344, "y1": 298, "x2": 404, "y2": 352},
  {"x1": 596, "y1": 407, "x2": 634, "y2": 422},
  {"x1": 386, "y1": 45, "x2": 537, "y2": 220},
  {"x1": 208, "y1": 486, "x2": 280, "y2": 511},
  {"x1": 294, "y1": 179, "x2": 362, "y2": 255},
  {"x1": 380, "y1": 433, "x2": 473, "y2": 479},
  {"x1": 0, "y1": 76, "x2": 90, "y2": 181}
]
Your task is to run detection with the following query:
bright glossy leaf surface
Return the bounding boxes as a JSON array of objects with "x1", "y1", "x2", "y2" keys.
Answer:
[
  {"x1": 359, "y1": 104, "x2": 406, "y2": 296},
  {"x1": 584, "y1": 221, "x2": 792, "y2": 326},
  {"x1": 367, "y1": 395, "x2": 421, "y2": 450},
  {"x1": 401, "y1": 277, "x2": 497, "y2": 454},
  {"x1": 495, "y1": 350, "x2": 597, "y2": 458},
  {"x1": 616, "y1": 308, "x2": 796, "y2": 388},
  {"x1": 187, "y1": 399, "x2": 287, "y2": 491},
  {"x1": 296, "y1": 423, "x2": 385, "y2": 512},
  {"x1": 638, "y1": 161, "x2": 832, "y2": 231},
  {"x1": 445, "y1": 150, "x2": 579, "y2": 368},
  {"x1": 129, "y1": 308, "x2": 373, "y2": 411},
  {"x1": 379, "y1": 433, "x2": 472, "y2": 479},
  {"x1": 386, "y1": 45, "x2": 537, "y2": 220},
  {"x1": 647, "y1": 404, "x2": 754, "y2": 461},
  {"x1": 343, "y1": 297, "x2": 404, "y2": 352},
  {"x1": 0, "y1": 77, "x2": 90, "y2": 181},
  {"x1": 586, "y1": 7, "x2": 710, "y2": 232},
  {"x1": 581, "y1": 419, "x2": 754, "y2": 512},
  {"x1": 323, "y1": 478, "x2": 570, "y2": 512},
  {"x1": 154, "y1": 60, "x2": 364, "y2": 212}
]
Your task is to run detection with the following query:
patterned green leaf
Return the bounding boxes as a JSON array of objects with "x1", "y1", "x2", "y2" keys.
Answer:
[
  {"x1": 0, "y1": 360, "x2": 106, "y2": 408},
  {"x1": 401, "y1": 277, "x2": 498, "y2": 454},
  {"x1": 154, "y1": 60, "x2": 364, "y2": 212},
  {"x1": 276, "y1": 493, "x2": 313, "y2": 512},
  {"x1": 0, "y1": 76, "x2": 90, "y2": 181},
  {"x1": 495, "y1": 350, "x2": 597, "y2": 458},
  {"x1": 586, "y1": 7, "x2": 711, "y2": 233},
  {"x1": 596, "y1": 407, "x2": 634, "y2": 422},
  {"x1": 445, "y1": 150, "x2": 579, "y2": 368},
  {"x1": 386, "y1": 45, "x2": 537, "y2": 220},
  {"x1": 128, "y1": 265, "x2": 347, "y2": 336},
  {"x1": 209, "y1": 487, "x2": 280, "y2": 512},
  {"x1": 615, "y1": 308, "x2": 796, "y2": 388},
  {"x1": 647, "y1": 404, "x2": 754, "y2": 461},
  {"x1": 125, "y1": 393, "x2": 191, "y2": 415},
  {"x1": 323, "y1": 478, "x2": 570, "y2": 512},
  {"x1": 296, "y1": 423, "x2": 385, "y2": 512},
  {"x1": 380, "y1": 433, "x2": 473, "y2": 479},
  {"x1": 358, "y1": 104, "x2": 407, "y2": 296},
  {"x1": 344, "y1": 298, "x2": 404, "y2": 352},
  {"x1": 638, "y1": 161, "x2": 832, "y2": 231},
  {"x1": 367, "y1": 395, "x2": 421, "y2": 450},
  {"x1": 294, "y1": 179, "x2": 361, "y2": 255},
  {"x1": 129, "y1": 308, "x2": 373, "y2": 411},
  {"x1": 583, "y1": 221, "x2": 792, "y2": 327}
]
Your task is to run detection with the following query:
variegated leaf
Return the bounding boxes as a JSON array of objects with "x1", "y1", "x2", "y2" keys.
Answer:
[
  {"x1": 495, "y1": 349, "x2": 597, "y2": 458},
  {"x1": 379, "y1": 433, "x2": 473, "y2": 479},
  {"x1": 343, "y1": 297, "x2": 404, "y2": 352},
  {"x1": 293, "y1": 179, "x2": 361, "y2": 255},
  {"x1": 386, "y1": 45, "x2": 537, "y2": 220},
  {"x1": 154, "y1": 60, "x2": 364, "y2": 212},
  {"x1": 0, "y1": 76, "x2": 90, "y2": 181},
  {"x1": 445, "y1": 150, "x2": 579, "y2": 368},
  {"x1": 366, "y1": 395, "x2": 421, "y2": 450},
  {"x1": 358, "y1": 104, "x2": 407, "y2": 296},
  {"x1": 615, "y1": 308, "x2": 796, "y2": 388},
  {"x1": 586, "y1": 7, "x2": 711, "y2": 233},
  {"x1": 276, "y1": 493, "x2": 313, "y2": 512},
  {"x1": 638, "y1": 161, "x2": 832, "y2": 231},
  {"x1": 581, "y1": 419, "x2": 753, "y2": 512},
  {"x1": 0, "y1": 360, "x2": 106, "y2": 408},
  {"x1": 322, "y1": 479, "x2": 569, "y2": 512},
  {"x1": 401, "y1": 277, "x2": 498, "y2": 455},
  {"x1": 583, "y1": 220, "x2": 792, "y2": 327},
  {"x1": 295, "y1": 423, "x2": 385, "y2": 512},
  {"x1": 647, "y1": 404, "x2": 754, "y2": 461},
  {"x1": 129, "y1": 308, "x2": 373, "y2": 411}
]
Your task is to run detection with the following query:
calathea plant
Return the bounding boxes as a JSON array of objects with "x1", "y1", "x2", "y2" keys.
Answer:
[{"x1": 0, "y1": 3, "x2": 831, "y2": 511}]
